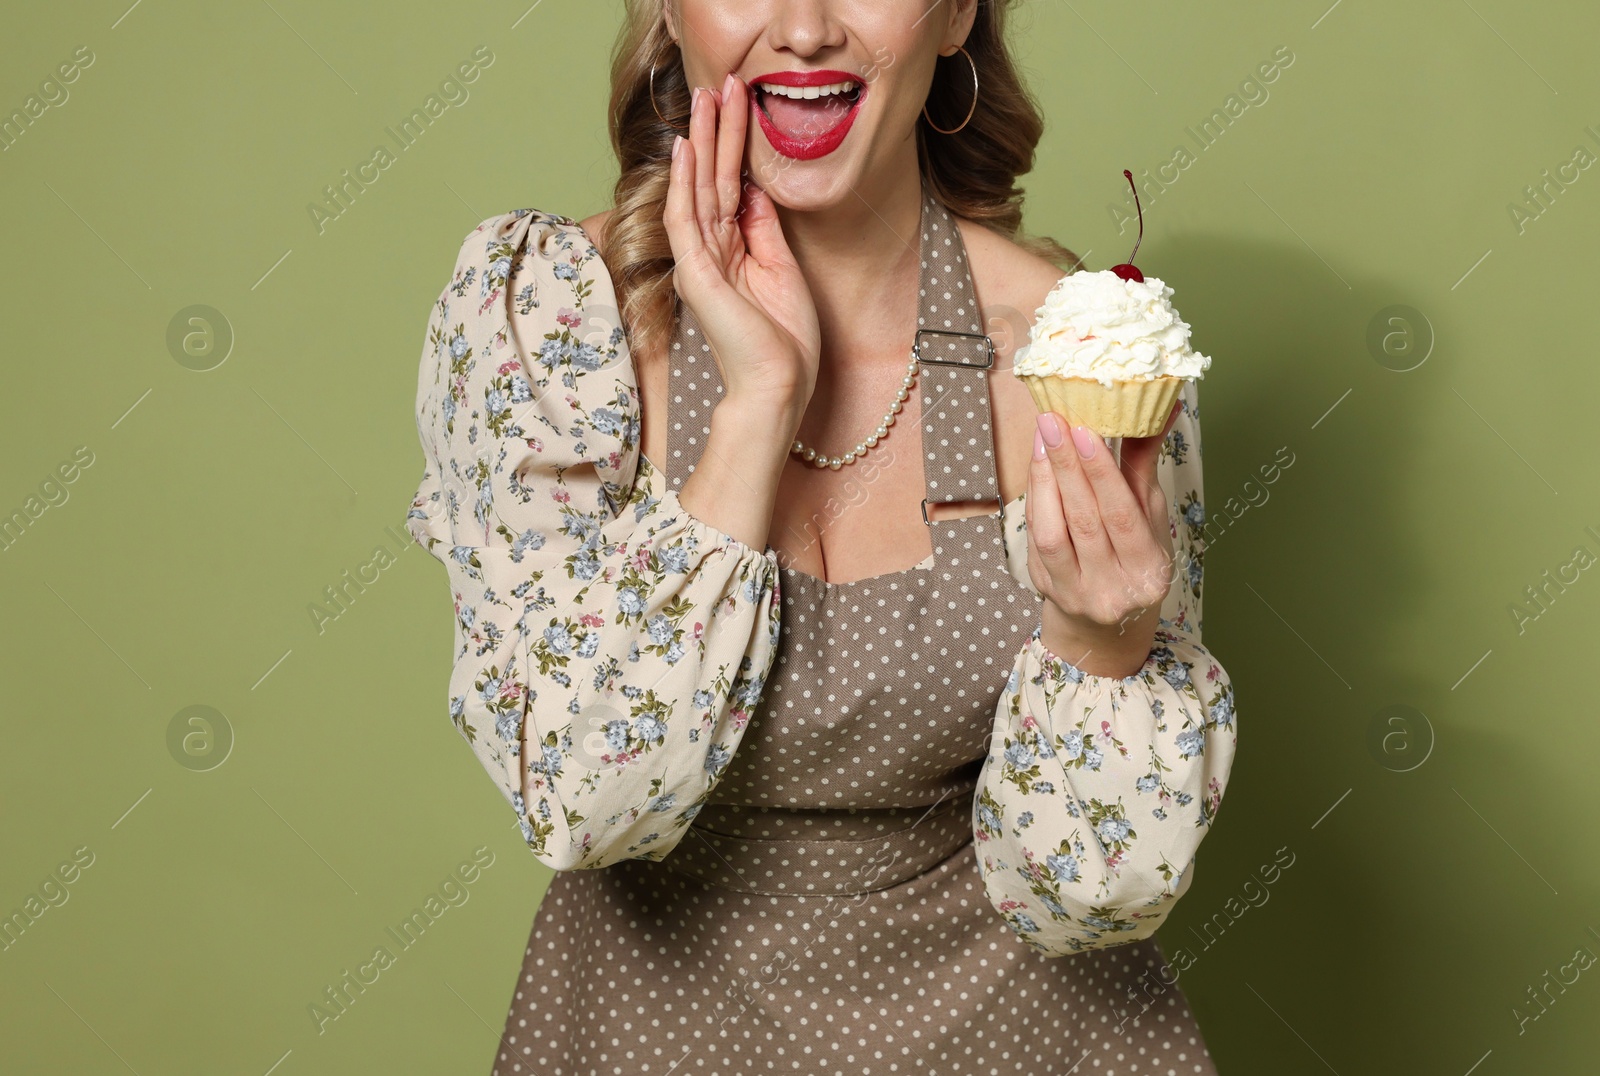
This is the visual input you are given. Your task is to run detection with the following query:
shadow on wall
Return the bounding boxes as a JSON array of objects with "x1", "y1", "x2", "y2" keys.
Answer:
[
  {"x1": 1113, "y1": 233, "x2": 1596, "y2": 1073},
  {"x1": 1126, "y1": 232, "x2": 1421, "y2": 1061}
]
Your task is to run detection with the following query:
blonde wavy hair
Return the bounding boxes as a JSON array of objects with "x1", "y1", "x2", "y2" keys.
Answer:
[{"x1": 595, "y1": 0, "x2": 1081, "y2": 366}]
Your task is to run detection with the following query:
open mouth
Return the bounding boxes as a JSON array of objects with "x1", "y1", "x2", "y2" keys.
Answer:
[{"x1": 752, "y1": 77, "x2": 865, "y2": 160}]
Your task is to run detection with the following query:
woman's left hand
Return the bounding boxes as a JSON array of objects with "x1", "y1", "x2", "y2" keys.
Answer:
[{"x1": 1025, "y1": 399, "x2": 1183, "y2": 677}]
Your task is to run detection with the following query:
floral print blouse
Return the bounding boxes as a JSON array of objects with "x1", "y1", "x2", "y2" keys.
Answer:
[{"x1": 406, "y1": 208, "x2": 1237, "y2": 958}]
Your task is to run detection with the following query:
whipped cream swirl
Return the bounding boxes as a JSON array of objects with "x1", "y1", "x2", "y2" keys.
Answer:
[{"x1": 1011, "y1": 270, "x2": 1211, "y2": 386}]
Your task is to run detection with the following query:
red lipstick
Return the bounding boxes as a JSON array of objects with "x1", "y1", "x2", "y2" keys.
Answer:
[{"x1": 749, "y1": 68, "x2": 865, "y2": 161}]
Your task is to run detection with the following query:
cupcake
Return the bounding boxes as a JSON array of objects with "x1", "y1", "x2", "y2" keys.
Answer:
[{"x1": 1012, "y1": 170, "x2": 1210, "y2": 438}]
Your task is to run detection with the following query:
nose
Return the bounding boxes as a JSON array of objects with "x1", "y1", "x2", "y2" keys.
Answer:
[{"x1": 764, "y1": 0, "x2": 846, "y2": 58}]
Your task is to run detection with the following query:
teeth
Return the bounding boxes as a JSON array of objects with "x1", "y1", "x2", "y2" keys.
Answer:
[{"x1": 756, "y1": 80, "x2": 859, "y2": 100}]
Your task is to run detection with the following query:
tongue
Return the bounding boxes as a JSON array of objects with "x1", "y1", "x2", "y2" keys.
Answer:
[{"x1": 763, "y1": 92, "x2": 852, "y2": 140}]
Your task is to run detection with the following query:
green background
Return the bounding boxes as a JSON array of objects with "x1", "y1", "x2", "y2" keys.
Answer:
[{"x1": 2, "y1": 1, "x2": 1596, "y2": 1072}]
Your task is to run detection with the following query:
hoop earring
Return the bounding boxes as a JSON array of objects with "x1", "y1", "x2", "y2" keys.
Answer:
[
  {"x1": 649, "y1": 54, "x2": 691, "y2": 131},
  {"x1": 921, "y1": 44, "x2": 978, "y2": 135}
]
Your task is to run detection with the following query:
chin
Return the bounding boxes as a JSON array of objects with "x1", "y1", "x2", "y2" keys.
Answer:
[{"x1": 746, "y1": 158, "x2": 864, "y2": 213}]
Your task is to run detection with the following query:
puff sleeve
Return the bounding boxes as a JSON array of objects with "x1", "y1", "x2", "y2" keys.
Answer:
[
  {"x1": 973, "y1": 380, "x2": 1238, "y2": 955},
  {"x1": 405, "y1": 209, "x2": 783, "y2": 871}
]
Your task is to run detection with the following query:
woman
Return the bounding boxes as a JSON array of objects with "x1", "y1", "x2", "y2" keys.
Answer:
[{"x1": 406, "y1": 1, "x2": 1238, "y2": 1072}]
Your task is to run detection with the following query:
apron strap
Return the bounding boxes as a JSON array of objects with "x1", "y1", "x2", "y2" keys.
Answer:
[{"x1": 913, "y1": 188, "x2": 1009, "y2": 571}]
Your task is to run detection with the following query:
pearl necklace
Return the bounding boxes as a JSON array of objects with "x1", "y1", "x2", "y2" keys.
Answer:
[{"x1": 790, "y1": 353, "x2": 921, "y2": 470}]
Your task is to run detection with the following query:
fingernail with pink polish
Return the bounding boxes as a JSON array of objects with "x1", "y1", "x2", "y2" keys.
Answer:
[
  {"x1": 1071, "y1": 425, "x2": 1098, "y2": 459},
  {"x1": 1037, "y1": 412, "x2": 1064, "y2": 448},
  {"x1": 1033, "y1": 426, "x2": 1046, "y2": 460}
]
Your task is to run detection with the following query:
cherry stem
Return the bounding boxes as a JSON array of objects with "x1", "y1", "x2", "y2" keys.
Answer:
[{"x1": 1122, "y1": 169, "x2": 1143, "y2": 265}]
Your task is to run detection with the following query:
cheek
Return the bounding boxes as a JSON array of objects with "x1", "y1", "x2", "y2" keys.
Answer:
[
  {"x1": 677, "y1": 6, "x2": 762, "y2": 85},
  {"x1": 864, "y1": 49, "x2": 940, "y2": 132},
  {"x1": 848, "y1": 73, "x2": 916, "y2": 145}
]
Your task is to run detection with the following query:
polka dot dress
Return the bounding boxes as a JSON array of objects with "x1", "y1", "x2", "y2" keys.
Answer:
[{"x1": 492, "y1": 187, "x2": 1219, "y2": 1075}]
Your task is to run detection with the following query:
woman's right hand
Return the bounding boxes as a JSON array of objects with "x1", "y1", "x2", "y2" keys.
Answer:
[{"x1": 663, "y1": 74, "x2": 821, "y2": 417}]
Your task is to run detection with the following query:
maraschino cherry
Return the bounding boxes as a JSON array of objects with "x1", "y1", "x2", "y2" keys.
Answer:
[{"x1": 1110, "y1": 169, "x2": 1145, "y2": 283}]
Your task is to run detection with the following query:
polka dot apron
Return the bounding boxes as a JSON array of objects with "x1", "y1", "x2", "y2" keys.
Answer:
[{"x1": 492, "y1": 186, "x2": 1220, "y2": 1075}]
